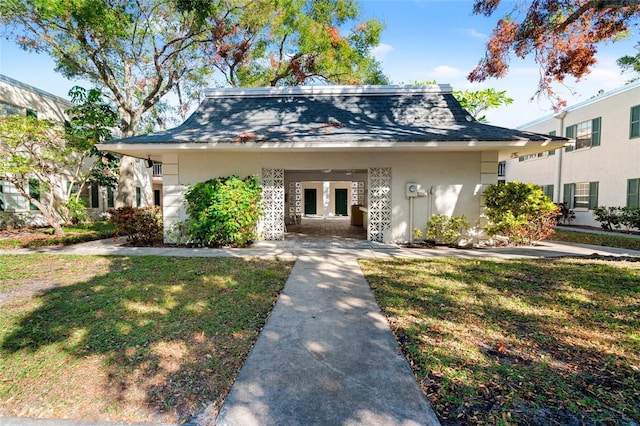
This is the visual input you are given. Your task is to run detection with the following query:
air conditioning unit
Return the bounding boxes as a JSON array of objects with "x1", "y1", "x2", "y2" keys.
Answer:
[{"x1": 406, "y1": 182, "x2": 419, "y2": 197}]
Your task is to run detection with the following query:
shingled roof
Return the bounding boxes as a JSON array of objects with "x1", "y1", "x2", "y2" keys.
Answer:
[{"x1": 103, "y1": 85, "x2": 566, "y2": 147}]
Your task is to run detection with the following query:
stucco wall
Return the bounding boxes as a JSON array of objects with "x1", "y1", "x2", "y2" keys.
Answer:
[
  {"x1": 509, "y1": 83, "x2": 640, "y2": 227},
  {"x1": 162, "y1": 150, "x2": 496, "y2": 243}
]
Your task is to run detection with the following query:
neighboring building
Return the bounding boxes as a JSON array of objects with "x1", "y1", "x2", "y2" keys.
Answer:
[
  {"x1": 99, "y1": 84, "x2": 565, "y2": 243},
  {"x1": 0, "y1": 74, "x2": 154, "y2": 228},
  {"x1": 505, "y1": 81, "x2": 640, "y2": 228}
]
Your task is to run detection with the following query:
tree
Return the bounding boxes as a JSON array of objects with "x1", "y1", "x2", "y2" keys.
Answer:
[
  {"x1": 469, "y1": 0, "x2": 640, "y2": 108},
  {"x1": 0, "y1": 115, "x2": 69, "y2": 235},
  {"x1": 189, "y1": 0, "x2": 388, "y2": 86},
  {"x1": 1, "y1": 0, "x2": 385, "y2": 206},
  {"x1": 65, "y1": 87, "x2": 120, "y2": 207},
  {"x1": 617, "y1": 42, "x2": 640, "y2": 82},
  {"x1": 408, "y1": 81, "x2": 514, "y2": 123},
  {"x1": 453, "y1": 88, "x2": 513, "y2": 122}
]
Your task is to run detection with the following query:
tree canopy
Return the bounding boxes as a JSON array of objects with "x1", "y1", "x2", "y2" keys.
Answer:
[
  {"x1": 0, "y1": 0, "x2": 385, "y2": 205},
  {"x1": 617, "y1": 42, "x2": 640, "y2": 81},
  {"x1": 469, "y1": 0, "x2": 640, "y2": 108}
]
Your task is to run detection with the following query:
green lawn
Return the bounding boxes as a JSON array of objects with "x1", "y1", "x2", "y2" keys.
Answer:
[
  {"x1": 360, "y1": 257, "x2": 640, "y2": 425},
  {"x1": 0, "y1": 254, "x2": 293, "y2": 423},
  {"x1": 551, "y1": 229, "x2": 640, "y2": 251}
]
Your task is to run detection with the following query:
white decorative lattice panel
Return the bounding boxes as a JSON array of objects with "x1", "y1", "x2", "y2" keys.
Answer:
[
  {"x1": 351, "y1": 182, "x2": 359, "y2": 205},
  {"x1": 351, "y1": 181, "x2": 365, "y2": 205},
  {"x1": 287, "y1": 181, "x2": 302, "y2": 224},
  {"x1": 368, "y1": 168, "x2": 392, "y2": 242},
  {"x1": 261, "y1": 168, "x2": 285, "y2": 240}
]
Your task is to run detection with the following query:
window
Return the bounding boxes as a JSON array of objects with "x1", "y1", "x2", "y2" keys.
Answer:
[
  {"x1": 25, "y1": 108, "x2": 37, "y2": 118},
  {"x1": 498, "y1": 161, "x2": 506, "y2": 177},
  {"x1": 631, "y1": 105, "x2": 640, "y2": 139},
  {"x1": 29, "y1": 179, "x2": 40, "y2": 210},
  {"x1": 91, "y1": 185, "x2": 100, "y2": 208},
  {"x1": 540, "y1": 184, "x2": 554, "y2": 201},
  {"x1": 154, "y1": 189, "x2": 161, "y2": 206},
  {"x1": 0, "y1": 102, "x2": 22, "y2": 116},
  {"x1": 628, "y1": 179, "x2": 640, "y2": 208},
  {"x1": 0, "y1": 180, "x2": 4, "y2": 211},
  {"x1": 136, "y1": 187, "x2": 141, "y2": 207},
  {"x1": 563, "y1": 182, "x2": 598, "y2": 209},
  {"x1": 565, "y1": 117, "x2": 601, "y2": 151},
  {"x1": 107, "y1": 187, "x2": 115, "y2": 208}
]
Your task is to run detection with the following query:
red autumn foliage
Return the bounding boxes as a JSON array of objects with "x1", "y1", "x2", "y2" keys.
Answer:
[{"x1": 469, "y1": 0, "x2": 640, "y2": 109}]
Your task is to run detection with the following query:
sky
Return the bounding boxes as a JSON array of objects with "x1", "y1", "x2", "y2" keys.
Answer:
[{"x1": 0, "y1": 0, "x2": 638, "y2": 128}]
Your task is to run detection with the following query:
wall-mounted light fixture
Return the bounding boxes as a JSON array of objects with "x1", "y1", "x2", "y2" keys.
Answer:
[{"x1": 145, "y1": 156, "x2": 154, "y2": 168}]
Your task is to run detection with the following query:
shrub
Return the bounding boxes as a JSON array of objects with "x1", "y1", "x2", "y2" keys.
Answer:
[
  {"x1": 183, "y1": 175, "x2": 263, "y2": 247},
  {"x1": 64, "y1": 197, "x2": 89, "y2": 224},
  {"x1": 555, "y1": 202, "x2": 575, "y2": 225},
  {"x1": 593, "y1": 206, "x2": 640, "y2": 232},
  {"x1": 109, "y1": 206, "x2": 163, "y2": 246},
  {"x1": 425, "y1": 214, "x2": 470, "y2": 245},
  {"x1": 484, "y1": 182, "x2": 560, "y2": 245}
]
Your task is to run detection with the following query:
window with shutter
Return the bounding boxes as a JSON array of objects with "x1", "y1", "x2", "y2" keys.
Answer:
[
  {"x1": 631, "y1": 105, "x2": 640, "y2": 139},
  {"x1": 565, "y1": 125, "x2": 574, "y2": 152},
  {"x1": 628, "y1": 179, "x2": 640, "y2": 208}
]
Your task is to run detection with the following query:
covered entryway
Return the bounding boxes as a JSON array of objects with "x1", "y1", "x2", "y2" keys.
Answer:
[{"x1": 283, "y1": 169, "x2": 369, "y2": 243}]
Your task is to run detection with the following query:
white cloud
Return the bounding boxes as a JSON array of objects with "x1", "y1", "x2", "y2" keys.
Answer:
[
  {"x1": 372, "y1": 43, "x2": 393, "y2": 60},
  {"x1": 431, "y1": 65, "x2": 465, "y2": 79},
  {"x1": 460, "y1": 28, "x2": 487, "y2": 40}
]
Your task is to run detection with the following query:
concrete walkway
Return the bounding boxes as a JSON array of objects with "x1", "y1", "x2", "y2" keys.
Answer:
[
  {"x1": 2, "y1": 237, "x2": 640, "y2": 426},
  {"x1": 212, "y1": 255, "x2": 439, "y2": 426}
]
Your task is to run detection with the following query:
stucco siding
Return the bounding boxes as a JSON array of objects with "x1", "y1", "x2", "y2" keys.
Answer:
[
  {"x1": 164, "y1": 150, "x2": 487, "y2": 243},
  {"x1": 509, "y1": 82, "x2": 640, "y2": 227}
]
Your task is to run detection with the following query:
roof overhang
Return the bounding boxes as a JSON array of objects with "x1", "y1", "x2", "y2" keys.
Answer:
[{"x1": 98, "y1": 139, "x2": 568, "y2": 163}]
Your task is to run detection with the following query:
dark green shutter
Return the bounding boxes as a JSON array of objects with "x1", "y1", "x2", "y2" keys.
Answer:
[
  {"x1": 563, "y1": 183, "x2": 572, "y2": 206},
  {"x1": 591, "y1": 117, "x2": 601, "y2": 147},
  {"x1": 0, "y1": 180, "x2": 4, "y2": 211},
  {"x1": 107, "y1": 187, "x2": 115, "y2": 208},
  {"x1": 29, "y1": 179, "x2": 40, "y2": 211},
  {"x1": 519, "y1": 156, "x2": 524, "y2": 162},
  {"x1": 631, "y1": 105, "x2": 640, "y2": 138},
  {"x1": 91, "y1": 185, "x2": 100, "y2": 208},
  {"x1": 628, "y1": 179, "x2": 639, "y2": 208},
  {"x1": 545, "y1": 185, "x2": 554, "y2": 200},
  {"x1": 549, "y1": 149, "x2": 555, "y2": 156},
  {"x1": 565, "y1": 125, "x2": 574, "y2": 152},
  {"x1": 588, "y1": 182, "x2": 599, "y2": 209}
]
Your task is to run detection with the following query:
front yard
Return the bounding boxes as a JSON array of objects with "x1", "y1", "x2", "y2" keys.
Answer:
[
  {"x1": 360, "y1": 257, "x2": 640, "y2": 425},
  {"x1": 0, "y1": 254, "x2": 293, "y2": 423}
]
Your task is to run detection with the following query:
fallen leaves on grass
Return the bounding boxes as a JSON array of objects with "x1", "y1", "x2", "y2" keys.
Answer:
[{"x1": 360, "y1": 256, "x2": 640, "y2": 425}]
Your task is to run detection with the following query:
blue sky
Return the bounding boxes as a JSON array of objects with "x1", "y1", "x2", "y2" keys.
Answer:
[{"x1": 0, "y1": 0, "x2": 638, "y2": 127}]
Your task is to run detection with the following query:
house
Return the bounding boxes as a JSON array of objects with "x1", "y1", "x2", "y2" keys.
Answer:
[
  {"x1": 98, "y1": 84, "x2": 566, "y2": 243},
  {"x1": 505, "y1": 81, "x2": 640, "y2": 228},
  {"x1": 0, "y1": 74, "x2": 155, "y2": 228}
]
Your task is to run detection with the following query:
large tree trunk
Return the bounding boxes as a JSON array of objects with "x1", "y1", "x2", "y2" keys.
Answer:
[
  {"x1": 27, "y1": 196, "x2": 65, "y2": 236},
  {"x1": 115, "y1": 155, "x2": 136, "y2": 208},
  {"x1": 114, "y1": 114, "x2": 139, "y2": 208}
]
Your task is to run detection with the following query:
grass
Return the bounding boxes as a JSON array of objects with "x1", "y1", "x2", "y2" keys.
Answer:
[
  {"x1": 0, "y1": 254, "x2": 293, "y2": 423},
  {"x1": 551, "y1": 229, "x2": 640, "y2": 251},
  {"x1": 0, "y1": 222, "x2": 115, "y2": 250},
  {"x1": 359, "y1": 257, "x2": 640, "y2": 425}
]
